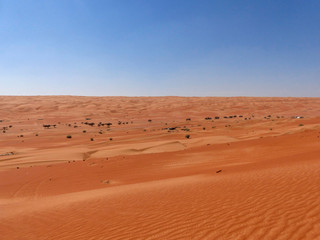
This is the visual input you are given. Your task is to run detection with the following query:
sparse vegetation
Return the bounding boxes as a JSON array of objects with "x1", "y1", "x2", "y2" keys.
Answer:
[
  {"x1": 66, "y1": 135, "x2": 72, "y2": 139},
  {"x1": 299, "y1": 124, "x2": 304, "y2": 126},
  {"x1": 185, "y1": 134, "x2": 190, "y2": 139}
]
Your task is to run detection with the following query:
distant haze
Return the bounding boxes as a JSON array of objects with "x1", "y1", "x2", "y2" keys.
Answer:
[{"x1": 0, "y1": 0, "x2": 319, "y2": 97}]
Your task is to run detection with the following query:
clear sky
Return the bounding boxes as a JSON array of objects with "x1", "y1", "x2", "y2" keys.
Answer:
[{"x1": 0, "y1": 0, "x2": 320, "y2": 96}]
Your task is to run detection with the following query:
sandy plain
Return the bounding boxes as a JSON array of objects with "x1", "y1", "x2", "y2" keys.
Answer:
[{"x1": 1, "y1": 96, "x2": 320, "y2": 240}]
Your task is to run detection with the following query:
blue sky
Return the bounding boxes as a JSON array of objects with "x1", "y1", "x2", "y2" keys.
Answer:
[{"x1": 0, "y1": 0, "x2": 319, "y2": 96}]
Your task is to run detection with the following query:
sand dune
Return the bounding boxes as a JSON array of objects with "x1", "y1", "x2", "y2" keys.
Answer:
[{"x1": 1, "y1": 96, "x2": 320, "y2": 239}]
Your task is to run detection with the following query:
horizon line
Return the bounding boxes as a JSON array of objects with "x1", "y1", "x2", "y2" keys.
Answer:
[{"x1": 0, "y1": 95, "x2": 318, "y2": 98}]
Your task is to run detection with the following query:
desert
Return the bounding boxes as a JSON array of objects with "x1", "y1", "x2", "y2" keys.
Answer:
[{"x1": 1, "y1": 96, "x2": 320, "y2": 239}]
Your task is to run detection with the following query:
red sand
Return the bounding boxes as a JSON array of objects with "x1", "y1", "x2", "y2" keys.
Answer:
[{"x1": 1, "y1": 96, "x2": 320, "y2": 239}]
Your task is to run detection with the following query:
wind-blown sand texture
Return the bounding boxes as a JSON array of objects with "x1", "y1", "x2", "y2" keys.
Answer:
[{"x1": 1, "y1": 96, "x2": 320, "y2": 240}]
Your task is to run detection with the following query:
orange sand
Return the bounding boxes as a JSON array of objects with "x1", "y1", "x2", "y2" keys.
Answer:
[{"x1": 1, "y1": 96, "x2": 320, "y2": 239}]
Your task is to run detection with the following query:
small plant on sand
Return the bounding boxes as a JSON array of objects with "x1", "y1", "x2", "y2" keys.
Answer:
[
  {"x1": 109, "y1": 137, "x2": 113, "y2": 141},
  {"x1": 66, "y1": 135, "x2": 72, "y2": 139},
  {"x1": 185, "y1": 134, "x2": 190, "y2": 139}
]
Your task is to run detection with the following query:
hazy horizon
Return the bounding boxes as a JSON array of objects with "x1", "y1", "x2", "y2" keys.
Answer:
[
  {"x1": 3, "y1": 94, "x2": 319, "y2": 98},
  {"x1": 1, "y1": 0, "x2": 320, "y2": 97}
]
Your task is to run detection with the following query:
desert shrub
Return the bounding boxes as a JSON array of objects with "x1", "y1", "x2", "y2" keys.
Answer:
[
  {"x1": 185, "y1": 134, "x2": 190, "y2": 139},
  {"x1": 66, "y1": 135, "x2": 72, "y2": 139}
]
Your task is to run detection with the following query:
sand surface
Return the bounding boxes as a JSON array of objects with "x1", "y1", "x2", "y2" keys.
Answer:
[{"x1": 1, "y1": 96, "x2": 320, "y2": 239}]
